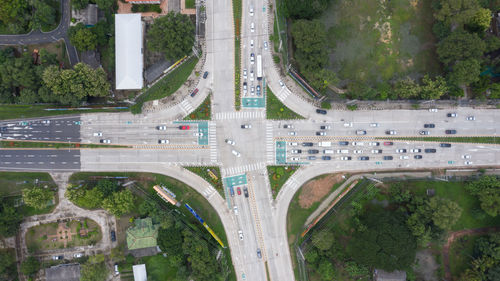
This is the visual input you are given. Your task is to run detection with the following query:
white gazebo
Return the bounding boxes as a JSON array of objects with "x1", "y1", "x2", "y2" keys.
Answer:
[{"x1": 115, "y1": 14, "x2": 144, "y2": 90}]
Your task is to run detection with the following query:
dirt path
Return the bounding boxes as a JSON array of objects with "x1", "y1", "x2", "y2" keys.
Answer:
[{"x1": 442, "y1": 227, "x2": 500, "y2": 280}]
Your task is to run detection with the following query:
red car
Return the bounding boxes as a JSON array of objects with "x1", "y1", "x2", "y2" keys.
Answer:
[
  {"x1": 237, "y1": 187, "x2": 241, "y2": 195},
  {"x1": 179, "y1": 125, "x2": 190, "y2": 130},
  {"x1": 383, "y1": 142, "x2": 394, "y2": 146}
]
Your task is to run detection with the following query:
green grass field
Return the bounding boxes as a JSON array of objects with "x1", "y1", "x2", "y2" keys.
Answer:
[
  {"x1": 141, "y1": 255, "x2": 177, "y2": 280},
  {"x1": 184, "y1": 94, "x2": 211, "y2": 120},
  {"x1": 449, "y1": 234, "x2": 486, "y2": 278},
  {"x1": 185, "y1": 0, "x2": 195, "y2": 9},
  {"x1": 321, "y1": 0, "x2": 441, "y2": 87},
  {"x1": 266, "y1": 86, "x2": 304, "y2": 119},
  {"x1": 132, "y1": 57, "x2": 198, "y2": 114},
  {"x1": 267, "y1": 166, "x2": 299, "y2": 199},
  {"x1": 233, "y1": 0, "x2": 242, "y2": 110}
]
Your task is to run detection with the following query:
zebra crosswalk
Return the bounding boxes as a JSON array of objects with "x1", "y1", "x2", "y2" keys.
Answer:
[
  {"x1": 201, "y1": 185, "x2": 217, "y2": 198},
  {"x1": 179, "y1": 99, "x2": 194, "y2": 114},
  {"x1": 276, "y1": 87, "x2": 290, "y2": 101},
  {"x1": 214, "y1": 110, "x2": 265, "y2": 120},
  {"x1": 266, "y1": 123, "x2": 274, "y2": 164},
  {"x1": 209, "y1": 122, "x2": 218, "y2": 163},
  {"x1": 222, "y1": 162, "x2": 266, "y2": 176}
]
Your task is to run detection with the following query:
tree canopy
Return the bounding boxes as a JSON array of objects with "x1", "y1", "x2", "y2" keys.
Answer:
[
  {"x1": 0, "y1": 250, "x2": 17, "y2": 280},
  {"x1": 466, "y1": 176, "x2": 500, "y2": 217},
  {"x1": 428, "y1": 197, "x2": 463, "y2": 230},
  {"x1": 0, "y1": 198, "x2": 22, "y2": 237},
  {"x1": 347, "y1": 210, "x2": 417, "y2": 271},
  {"x1": 69, "y1": 23, "x2": 98, "y2": 52},
  {"x1": 20, "y1": 256, "x2": 40, "y2": 276},
  {"x1": 102, "y1": 189, "x2": 135, "y2": 217},
  {"x1": 437, "y1": 30, "x2": 486, "y2": 65},
  {"x1": 22, "y1": 186, "x2": 54, "y2": 210},
  {"x1": 147, "y1": 12, "x2": 195, "y2": 60},
  {"x1": 284, "y1": 0, "x2": 330, "y2": 20}
]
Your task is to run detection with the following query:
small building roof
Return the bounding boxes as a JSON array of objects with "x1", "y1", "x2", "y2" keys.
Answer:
[
  {"x1": 133, "y1": 264, "x2": 148, "y2": 281},
  {"x1": 374, "y1": 269, "x2": 407, "y2": 281},
  {"x1": 115, "y1": 14, "x2": 144, "y2": 90},
  {"x1": 126, "y1": 217, "x2": 159, "y2": 250},
  {"x1": 45, "y1": 264, "x2": 81, "y2": 281}
]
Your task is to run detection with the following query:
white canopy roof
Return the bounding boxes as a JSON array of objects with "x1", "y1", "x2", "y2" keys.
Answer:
[
  {"x1": 115, "y1": 14, "x2": 144, "y2": 90},
  {"x1": 132, "y1": 264, "x2": 147, "y2": 281}
]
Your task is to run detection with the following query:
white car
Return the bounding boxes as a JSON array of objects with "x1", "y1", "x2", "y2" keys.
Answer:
[
  {"x1": 250, "y1": 53, "x2": 255, "y2": 64},
  {"x1": 250, "y1": 22, "x2": 255, "y2": 32},
  {"x1": 158, "y1": 139, "x2": 169, "y2": 144},
  {"x1": 340, "y1": 156, "x2": 352, "y2": 161},
  {"x1": 279, "y1": 80, "x2": 285, "y2": 88},
  {"x1": 289, "y1": 142, "x2": 298, "y2": 146},
  {"x1": 249, "y1": 7, "x2": 254, "y2": 16},
  {"x1": 193, "y1": 132, "x2": 204, "y2": 137},
  {"x1": 225, "y1": 139, "x2": 235, "y2": 145},
  {"x1": 291, "y1": 149, "x2": 301, "y2": 153},
  {"x1": 233, "y1": 205, "x2": 238, "y2": 215},
  {"x1": 93, "y1": 132, "x2": 102, "y2": 137},
  {"x1": 250, "y1": 71, "x2": 254, "y2": 81},
  {"x1": 291, "y1": 157, "x2": 300, "y2": 161},
  {"x1": 370, "y1": 123, "x2": 379, "y2": 127},
  {"x1": 400, "y1": 155, "x2": 409, "y2": 160},
  {"x1": 250, "y1": 86, "x2": 255, "y2": 95},
  {"x1": 243, "y1": 82, "x2": 247, "y2": 94},
  {"x1": 344, "y1": 122, "x2": 353, "y2": 127},
  {"x1": 264, "y1": 41, "x2": 268, "y2": 50},
  {"x1": 243, "y1": 68, "x2": 247, "y2": 80},
  {"x1": 156, "y1": 125, "x2": 167, "y2": 130},
  {"x1": 288, "y1": 131, "x2": 297, "y2": 136},
  {"x1": 353, "y1": 150, "x2": 363, "y2": 154},
  {"x1": 283, "y1": 124, "x2": 294, "y2": 129},
  {"x1": 429, "y1": 108, "x2": 438, "y2": 112},
  {"x1": 371, "y1": 149, "x2": 382, "y2": 154},
  {"x1": 410, "y1": 148, "x2": 421, "y2": 153},
  {"x1": 368, "y1": 142, "x2": 379, "y2": 146},
  {"x1": 352, "y1": 142, "x2": 364, "y2": 146},
  {"x1": 462, "y1": 155, "x2": 471, "y2": 159},
  {"x1": 232, "y1": 150, "x2": 241, "y2": 157},
  {"x1": 241, "y1": 124, "x2": 252, "y2": 129},
  {"x1": 396, "y1": 149, "x2": 407, "y2": 153},
  {"x1": 250, "y1": 39, "x2": 254, "y2": 48},
  {"x1": 100, "y1": 139, "x2": 111, "y2": 144},
  {"x1": 41, "y1": 120, "x2": 51, "y2": 124},
  {"x1": 467, "y1": 116, "x2": 475, "y2": 121},
  {"x1": 238, "y1": 230, "x2": 244, "y2": 240},
  {"x1": 74, "y1": 253, "x2": 83, "y2": 258},
  {"x1": 464, "y1": 161, "x2": 473, "y2": 165}
]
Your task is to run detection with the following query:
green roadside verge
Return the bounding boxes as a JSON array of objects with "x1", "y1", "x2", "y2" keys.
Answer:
[
  {"x1": 183, "y1": 94, "x2": 211, "y2": 120},
  {"x1": 0, "y1": 104, "x2": 128, "y2": 121},
  {"x1": 184, "y1": 166, "x2": 224, "y2": 197},
  {"x1": 131, "y1": 56, "x2": 199, "y2": 114},
  {"x1": 266, "y1": 86, "x2": 305, "y2": 120},
  {"x1": 233, "y1": 0, "x2": 242, "y2": 110},
  {"x1": 267, "y1": 166, "x2": 299, "y2": 199},
  {"x1": 376, "y1": 136, "x2": 500, "y2": 144},
  {"x1": 0, "y1": 141, "x2": 129, "y2": 149}
]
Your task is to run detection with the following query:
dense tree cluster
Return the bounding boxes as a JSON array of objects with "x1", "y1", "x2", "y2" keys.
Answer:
[
  {"x1": 284, "y1": 0, "x2": 330, "y2": 20},
  {"x1": 0, "y1": 250, "x2": 17, "y2": 280},
  {"x1": 66, "y1": 180, "x2": 134, "y2": 217},
  {"x1": 80, "y1": 254, "x2": 108, "y2": 281},
  {"x1": 20, "y1": 256, "x2": 40, "y2": 277},
  {"x1": 0, "y1": 197, "x2": 22, "y2": 237},
  {"x1": 0, "y1": 0, "x2": 58, "y2": 33},
  {"x1": 459, "y1": 234, "x2": 500, "y2": 280},
  {"x1": 157, "y1": 223, "x2": 226, "y2": 281},
  {"x1": 466, "y1": 176, "x2": 500, "y2": 217},
  {"x1": 22, "y1": 186, "x2": 54, "y2": 210},
  {"x1": 147, "y1": 12, "x2": 195, "y2": 61}
]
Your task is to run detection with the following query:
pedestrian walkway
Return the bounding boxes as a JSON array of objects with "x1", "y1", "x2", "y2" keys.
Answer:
[
  {"x1": 209, "y1": 122, "x2": 217, "y2": 163},
  {"x1": 266, "y1": 123, "x2": 274, "y2": 164},
  {"x1": 214, "y1": 110, "x2": 265, "y2": 120},
  {"x1": 276, "y1": 87, "x2": 290, "y2": 101},
  {"x1": 179, "y1": 99, "x2": 194, "y2": 114},
  {"x1": 222, "y1": 162, "x2": 266, "y2": 176},
  {"x1": 201, "y1": 185, "x2": 217, "y2": 199}
]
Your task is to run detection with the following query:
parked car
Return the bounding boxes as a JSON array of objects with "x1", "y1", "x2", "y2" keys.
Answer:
[
  {"x1": 440, "y1": 143, "x2": 452, "y2": 147},
  {"x1": 320, "y1": 125, "x2": 331, "y2": 130},
  {"x1": 414, "y1": 155, "x2": 423, "y2": 159},
  {"x1": 447, "y1": 112, "x2": 457, "y2": 117},
  {"x1": 307, "y1": 156, "x2": 317, "y2": 160},
  {"x1": 445, "y1": 130, "x2": 457, "y2": 134},
  {"x1": 322, "y1": 156, "x2": 331, "y2": 160},
  {"x1": 225, "y1": 139, "x2": 235, "y2": 145},
  {"x1": 386, "y1": 130, "x2": 397, "y2": 135},
  {"x1": 241, "y1": 124, "x2": 252, "y2": 129},
  {"x1": 308, "y1": 149, "x2": 319, "y2": 154},
  {"x1": 424, "y1": 148, "x2": 437, "y2": 153},
  {"x1": 368, "y1": 142, "x2": 380, "y2": 146},
  {"x1": 370, "y1": 123, "x2": 379, "y2": 127},
  {"x1": 400, "y1": 155, "x2": 409, "y2": 160},
  {"x1": 396, "y1": 149, "x2": 407, "y2": 153},
  {"x1": 358, "y1": 156, "x2": 370, "y2": 161},
  {"x1": 356, "y1": 130, "x2": 367, "y2": 135},
  {"x1": 291, "y1": 149, "x2": 302, "y2": 153},
  {"x1": 302, "y1": 142, "x2": 314, "y2": 147},
  {"x1": 316, "y1": 131, "x2": 327, "y2": 136},
  {"x1": 339, "y1": 141, "x2": 349, "y2": 146},
  {"x1": 462, "y1": 155, "x2": 471, "y2": 159},
  {"x1": 243, "y1": 187, "x2": 249, "y2": 198},
  {"x1": 93, "y1": 132, "x2": 102, "y2": 137},
  {"x1": 257, "y1": 248, "x2": 262, "y2": 259},
  {"x1": 371, "y1": 149, "x2": 382, "y2": 154},
  {"x1": 158, "y1": 139, "x2": 169, "y2": 144},
  {"x1": 424, "y1": 123, "x2": 435, "y2": 128},
  {"x1": 100, "y1": 139, "x2": 111, "y2": 144},
  {"x1": 190, "y1": 88, "x2": 199, "y2": 97},
  {"x1": 352, "y1": 142, "x2": 364, "y2": 146},
  {"x1": 203, "y1": 71, "x2": 209, "y2": 79},
  {"x1": 340, "y1": 156, "x2": 352, "y2": 161},
  {"x1": 383, "y1": 156, "x2": 393, "y2": 160},
  {"x1": 410, "y1": 148, "x2": 421, "y2": 153},
  {"x1": 467, "y1": 116, "x2": 475, "y2": 121},
  {"x1": 419, "y1": 130, "x2": 430, "y2": 135},
  {"x1": 157, "y1": 125, "x2": 167, "y2": 130},
  {"x1": 111, "y1": 230, "x2": 116, "y2": 242},
  {"x1": 283, "y1": 124, "x2": 294, "y2": 129},
  {"x1": 316, "y1": 109, "x2": 327, "y2": 115}
]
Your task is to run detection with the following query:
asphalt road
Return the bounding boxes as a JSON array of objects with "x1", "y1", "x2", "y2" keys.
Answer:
[
  {"x1": 0, "y1": 116, "x2": 81, "y2": 142},
  {"x1": 0, "y1": 0, "x2": 79, "y2": 66},
  {"x1": 0, "y1": 149, "x2": 80, "y2": 171}
]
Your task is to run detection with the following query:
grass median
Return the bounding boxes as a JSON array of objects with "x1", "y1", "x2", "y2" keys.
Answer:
[
  {"x1": 233, "y1": 0, "x2": 242, "y2": 110},
  {"x1": 376, "y1": 136, "x2": 500, "y2": 144},
  {"x1": 267, "y1": 166, "x2": 299, "y2": 199},
  {"x1": 266, "y1": 86, "x2": 304, "y2": 120},
  {"x1": 183, "y1": 94, "x2": 211, "y2": 120},
  {"x1": 131, "y1": 56, "x2": 199, "y2": 114}
]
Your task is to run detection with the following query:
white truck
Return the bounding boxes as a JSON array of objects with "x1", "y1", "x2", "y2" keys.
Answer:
[{"x1": 318, "y1": 141, "x2": 332, "y2": 147}]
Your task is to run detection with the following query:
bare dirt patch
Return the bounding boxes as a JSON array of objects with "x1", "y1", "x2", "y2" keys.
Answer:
[{"x1": 299, "y1": 174, "x2": 343, "y2": 209}]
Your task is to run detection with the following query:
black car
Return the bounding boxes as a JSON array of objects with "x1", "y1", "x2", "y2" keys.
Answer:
[
  {"x1": 320, "y1": 125, "x2": 330, "y2": 130},
  {"x1": 424, "y1": 124, "x2": 435, "y2": 128},
  {"x1": 339, "y1": 141, "x2": 349, "y2": 146},
  {"x1": 358, "y1": 156, "x2": 370, "y2": 161},
  {"x1": 383, "y1": 156, "x2": 393, "y2": 160},
  {"x1": 307, "y1": 156, "x2": 317, "y2": 160},
  {"x1": 0, "y1": 127, "x2": 7, "y2": 132},
  {"x1": 414, "y1": 155, "x2": 423, "y2": 159},
  {"x1": 316, "y1": 109, "x2": 327, "y2": 115},
  {"x1": 111, "y1": 230, "x2": 116, "y2": 242},
  {"x1": 445, "y1": 130, "x2": 457, "y2": 134},
  {"x1": 440, "y1": 143, "x2": 452, "y2": 147},
  {"x1": 283, "y1": 124, "x2": 293, "y2": 129},
  {"x1": 322, "y1": 156, "x2": 331, "y2": 160},
  {"x1": 302, "y1": 142, "x2": 314, "y2": 147},
  {"x1": 203, "y1": 71, "x2": 209, "y2": 79},
  {"x1": 424, "y1": 148, "x2": 437, "y2": 153},
  {"x1": 308, "y1": 149, "x2": 319, "y2": 154},
  {"x1": 243, "y1": 187, "x2": 249, "y2": 198},
  {"x1": 257, "y1": 248, "x2": 262, "y2": 259}
]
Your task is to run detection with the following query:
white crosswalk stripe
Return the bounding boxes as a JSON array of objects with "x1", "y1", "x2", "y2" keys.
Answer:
[
  {"x1": 179, "y1": 99, "x2": 194, "y2": 114},
  {"x1": 214, "y1": 110, "x2": 265, "y2": 120},
  {"x1": 202, "y1": 185, "x2": 217, "y2": 198},
  {"x1": 276, "y1": 87, "x2": 290, "y2": 101},
  {"x1": 266, "y1": 122, "x2": 274, "y2": 164},
  {"x1": 222, "y1": 162, "x2": 266, "y2": 176},
  {"x1": 209, "y1": 122, "x2": 218, "y2": 163}
]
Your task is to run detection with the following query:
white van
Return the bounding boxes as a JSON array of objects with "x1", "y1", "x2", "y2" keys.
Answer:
[
  {"x1": 336, "y1": 149, "x2": 349, "y2": 154},
  {"x1": 323, "y1": 150, "x2": 334, "y2": 154}
]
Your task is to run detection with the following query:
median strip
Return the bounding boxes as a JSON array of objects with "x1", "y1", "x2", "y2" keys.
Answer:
[
  {"x1": 0, "y1": 141, "x2": 129, "y2": 149},
  {"x1": 375, "y1": 136, "x2": 500, "y2": 145}
]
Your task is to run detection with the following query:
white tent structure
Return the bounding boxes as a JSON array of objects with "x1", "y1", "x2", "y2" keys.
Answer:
[
  {"x1": 132, "y1": 264, "x2": 147, "y2": 281},
  {"x1": 115, "y1": 14, "x2": 144, "y2": 90}
]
